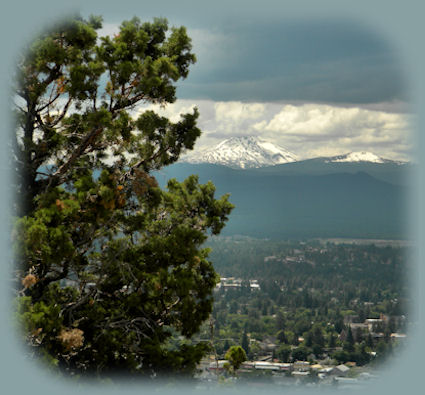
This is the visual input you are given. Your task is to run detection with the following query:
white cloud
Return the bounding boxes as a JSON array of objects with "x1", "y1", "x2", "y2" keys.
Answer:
[
  {"x1": 210, "y1": 101, "x2": 266, "y2": 138},
  {"x1": 131, "y1": 99, "x2": 413, "y2": 162},
  {"x1": 215, "y1": 101, "x2": 265, "y2": 122},
  {"x1": 263, "y1": 105, "x2": 363, "y2": 136},
  {"x1": 254, "y1": 103, "x2": 413, "y2": 160}
]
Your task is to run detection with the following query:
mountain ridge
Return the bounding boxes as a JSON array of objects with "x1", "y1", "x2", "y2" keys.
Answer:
[
  {"x1": 153, "y1": 161, "x2": 409, "y2": 239},
  {"x1": 181, "y1": 136, "x2": 406, "y2": 169}
]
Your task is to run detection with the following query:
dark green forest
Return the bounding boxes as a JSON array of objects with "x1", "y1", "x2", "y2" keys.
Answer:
[
  {"x1": 194, "y1": 237, "x2": 410, "y2": 367},
  {"x1": 154, "y1": 162, "x2": 408, "y2": 240}
]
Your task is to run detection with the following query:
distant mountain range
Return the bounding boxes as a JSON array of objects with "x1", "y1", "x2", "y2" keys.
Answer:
[
  {"x1": 154, "y1": 140, "x2": 412, "y2": 240},
  {"x1": 180, "y1": 136, "x2": 406, "y2": 169}
]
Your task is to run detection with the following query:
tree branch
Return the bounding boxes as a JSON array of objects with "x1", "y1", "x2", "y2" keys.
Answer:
[{"x1": 50, "y1": 126, "x2": 103, "y2": 186}]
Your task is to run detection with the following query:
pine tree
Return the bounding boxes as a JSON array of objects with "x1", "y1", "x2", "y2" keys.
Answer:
[
  {"x1": 241, "y1": 330, "x2": 250, "y2": 355},
  {"x1": 328, "y1": 333, "x2": 337, "y2": 348},
  {"x1": 366, "y1": 333, "x2": 374, "y2": 348},
  {"x1": 344, "y1": 326, "x2": 355, "y2": 352},
  {"x1": 275, "y1": 309, "x2": 285, "y2": 330},
  {"x1": 13, "y1": 15, "x2": 233, "y2": 377}
]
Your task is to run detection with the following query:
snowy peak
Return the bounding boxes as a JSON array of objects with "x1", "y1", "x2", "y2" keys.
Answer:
[
  {"x1": 181, "y1": 139, "x2": 406, "y2": 169},
  {"x1": 182, "y1": 136, "x2": 298, "y2": 169},
  {"x1": 326, "y1": 151, "x2": 391, "y2": 164}
]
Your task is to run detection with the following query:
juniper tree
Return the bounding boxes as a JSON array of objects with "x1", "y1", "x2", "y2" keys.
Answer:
[{"x1": 12, "y1": 15, "x2": 233, "y2": 377}]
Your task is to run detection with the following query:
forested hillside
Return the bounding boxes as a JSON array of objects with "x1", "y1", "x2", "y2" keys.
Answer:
[{"x1": 154, "y1": 162, "x2": 409, "y2": 239}]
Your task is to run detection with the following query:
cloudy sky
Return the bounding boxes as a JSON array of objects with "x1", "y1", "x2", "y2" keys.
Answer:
[{"x1": 88, "y1": 5, "x2": 413, "y2": 161}]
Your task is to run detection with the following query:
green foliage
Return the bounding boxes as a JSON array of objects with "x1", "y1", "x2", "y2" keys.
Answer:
[
  {"x1": 291, "y1": 346, "x2": 310, "y2": 361},
  {"x1": 224, "y1": 345, "x2": 247, "y2": 373},
  {"x1": 241, "y1": 331, "x2": 249, "y2": 355},
  {"x1": 332, "y1": 342, "x2": 372, "y2": 366},
  {"x1": 13, "y1": 14, "x2": 233, "y2": 378},
  {"x1": 343, "y1": 326, "x2": 355, "y2": 352},
  {"x1": 204, "y1": 238, "x2": 408, "y2": 367},
  {"x1": 276, "y1": 344, "x2": 291, "y2": 362}
]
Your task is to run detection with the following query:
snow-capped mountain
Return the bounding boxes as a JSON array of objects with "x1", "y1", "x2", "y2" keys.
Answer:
[
  {"x1": 325, "y1": 151, "x2": 397, "y2": 164},
  {"x1": 181, "y1": 136, "x2": 298, "y2": 169}
]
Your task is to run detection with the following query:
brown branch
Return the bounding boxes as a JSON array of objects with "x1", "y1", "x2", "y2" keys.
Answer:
[
  {"x1": 111, "y1": 92, "x2": 146, "y2": 112},
  {"x1": 29, "y1": 258, "x2": 70, "y2": 301},
  {"x1": 132, "y1": 144, "x2": 172, "y2": 170},
  {"x1": 37, "y1": 83, "x2": 62, "y2": 113},
  {"x1": 47, "y1": 97, "x2": 73, "y2": 127},
  {"x1": 62, "y1": 289, "x2": 96, "y2": 325},
  {"x1": 40, "y1": 64, "x2": 61, "y2": 88},
  {"x1": 50, "y1": 126, "x2": 103, "y2": 185}
]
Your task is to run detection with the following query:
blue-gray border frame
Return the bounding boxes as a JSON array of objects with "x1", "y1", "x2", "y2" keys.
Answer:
[{"x1": 1, "y1": 1, "x2": 423, "y2": 394}]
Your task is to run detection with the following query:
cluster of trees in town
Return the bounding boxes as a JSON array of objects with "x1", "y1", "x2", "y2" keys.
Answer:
[{"x1": 196, "y1": 238, "x2": 409, "y2": 366}]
